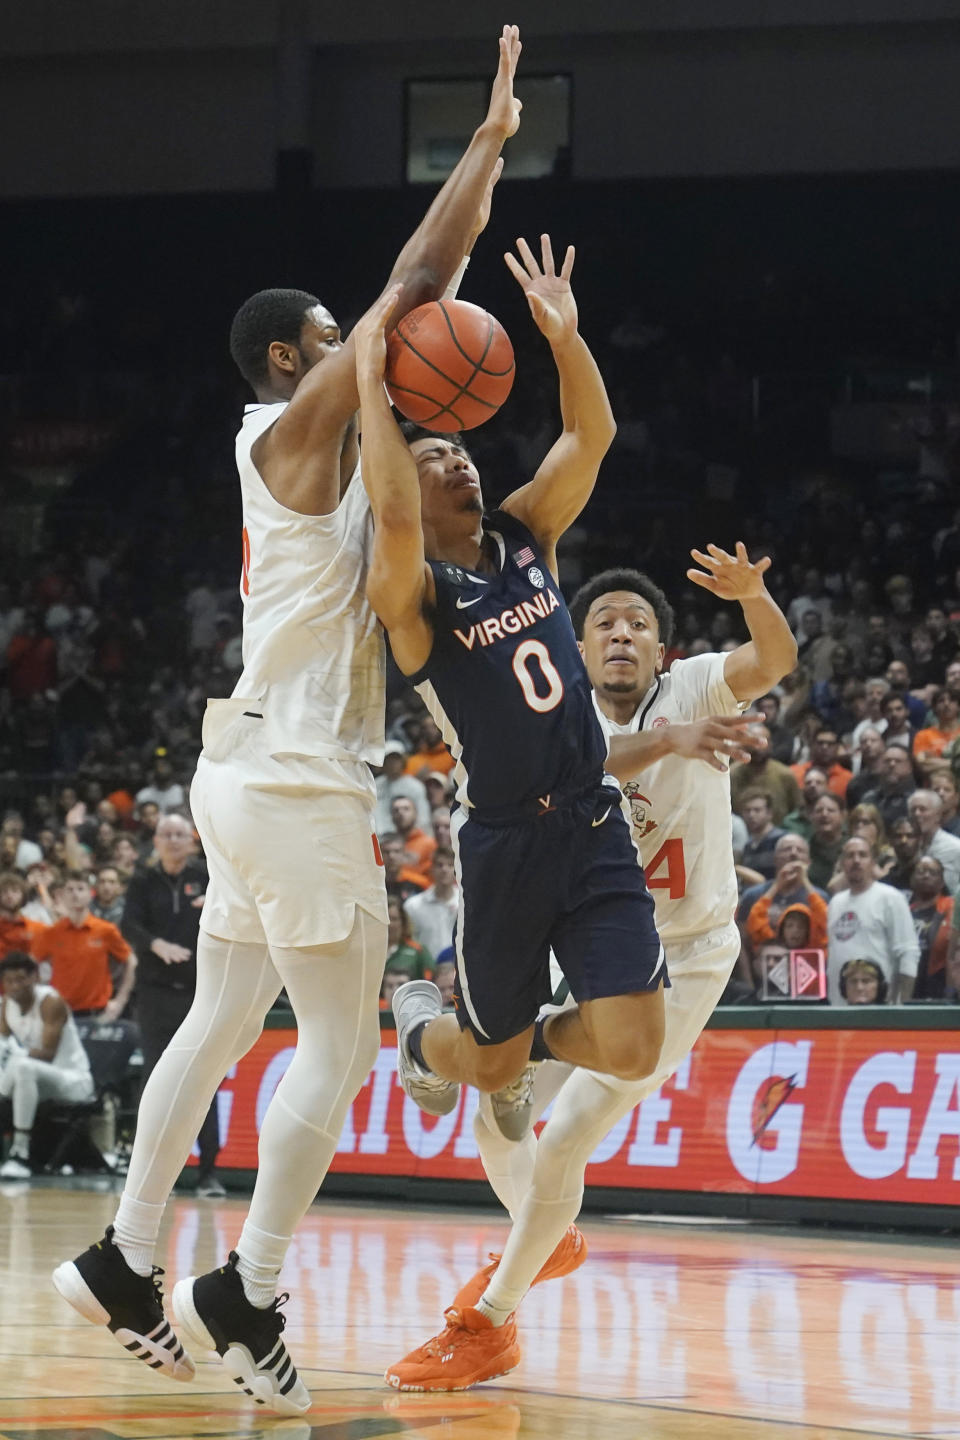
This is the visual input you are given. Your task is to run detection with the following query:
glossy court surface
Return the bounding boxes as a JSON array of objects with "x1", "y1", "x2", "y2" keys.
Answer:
[{"x1": 2, "y1": 1184, "x2": 958, "y2": 1440}]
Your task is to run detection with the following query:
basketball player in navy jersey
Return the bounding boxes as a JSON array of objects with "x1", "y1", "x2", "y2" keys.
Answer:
[
  {"x1": 51, "y1": 27, "x2": 522, "y2": 1417},
  {"x1": 354, "y1": 238, "x2": 667, "y2": 1385}
]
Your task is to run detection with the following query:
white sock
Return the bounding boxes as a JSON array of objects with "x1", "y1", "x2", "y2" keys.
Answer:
[
  {"x1": 10, "y1": 1130, "x2": 30, "y2": 1160},
  {"x1": 236, "y1": 1221, "x2": 289, "y2": 1308},
  {"x1": 113, "y1": 1193, "x2": 165, "y2": 1277},
  {"x1": 474, "y1": 1292, "x2": 515, "y2": 1328}
]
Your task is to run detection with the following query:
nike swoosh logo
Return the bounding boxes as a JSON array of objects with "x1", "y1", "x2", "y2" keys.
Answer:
[
  {"x1": 456, "y1": 596, "x2": 484, "y2": 609},
  {"x1": 592, "y1": 807, "x2": 612, "y2": 827}
]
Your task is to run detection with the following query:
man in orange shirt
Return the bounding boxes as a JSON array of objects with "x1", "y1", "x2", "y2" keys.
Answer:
[
  {"x1": 390, "y1": 795, "x2": 437, "y2": 876},
  {"x1": 404, "y1": 715, "x2": 456, "y2": 779},
  {"x1": 913, "y1": 687, "x2": 960, "y2": 763},
  {"x1": 34, "y1": 871, "x2": 136, "y2": 1019},
  {"x1": 791, "y1": 724, "x2": 851, "y2": 800},
  {"x1": 0, "y1": 873, "x2": 45, "y2": 959}
]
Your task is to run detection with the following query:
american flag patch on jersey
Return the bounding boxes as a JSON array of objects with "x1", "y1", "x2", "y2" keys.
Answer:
[{"x1": 513, "y1": 546, "x2": 535, "y2": 567}]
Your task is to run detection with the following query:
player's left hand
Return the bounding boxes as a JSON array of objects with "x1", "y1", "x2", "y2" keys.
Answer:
[
  {"x1": 687, "y1": 542, "x2": 771, "y2": 602},
  {"x1": 353, "y1": 284, "x2": 403, "y2": 387},
  {"x1": 505, "y1": 234, "x2": 577, "y2": 344}
]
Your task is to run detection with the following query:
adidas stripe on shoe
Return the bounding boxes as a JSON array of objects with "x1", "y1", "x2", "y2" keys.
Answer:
[
  {"x1": 385, "y1": 1305, "x2": 521, "y2": 1392},
  {"x1": 52, "y1": 1226, "x2": 194, "y2": 1382},
  {"x1": 172, "y1": 1251, "x2": 310, "y2": 1416}
]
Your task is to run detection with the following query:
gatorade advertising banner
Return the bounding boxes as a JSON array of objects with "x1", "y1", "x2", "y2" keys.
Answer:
[{"x1": 208, "y1": 1027, "x2": 960, "y2": 1207}]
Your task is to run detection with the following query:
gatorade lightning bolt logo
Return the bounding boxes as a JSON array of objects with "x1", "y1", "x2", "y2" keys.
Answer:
[{"x1": 751, "y1": 1074, "x2": 798, "y2": 1148}]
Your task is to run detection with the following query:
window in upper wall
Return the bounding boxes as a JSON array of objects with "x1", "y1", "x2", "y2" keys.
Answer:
[{"x1": 405, "y1": 73, "x2": 571, "y2": 183}]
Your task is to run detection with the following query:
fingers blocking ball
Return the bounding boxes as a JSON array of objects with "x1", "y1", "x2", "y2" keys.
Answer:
[{"x1": 385, "y1": 299, "x2": 515, "y2": 432}]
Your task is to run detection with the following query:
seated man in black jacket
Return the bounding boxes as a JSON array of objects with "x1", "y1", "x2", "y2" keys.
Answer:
[{"x1": 122, "y1": 813, "x2": 225, "y2": 1197}]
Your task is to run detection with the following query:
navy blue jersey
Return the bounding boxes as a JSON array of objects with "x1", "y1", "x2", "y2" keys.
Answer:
[{"x1": 407, "y1": 510, "x2": 607, "y2": 813}]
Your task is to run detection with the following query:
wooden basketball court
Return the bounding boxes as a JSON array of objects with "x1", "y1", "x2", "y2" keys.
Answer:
[{"x1": 2, "y1": 1181, "x2": 957, "y2": 1439}]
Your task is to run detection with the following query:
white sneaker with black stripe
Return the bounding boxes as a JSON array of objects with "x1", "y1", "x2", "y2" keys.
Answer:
[
  {"x1": 172, "y1": 1252, "x2": 310, "y2": 1415},
  {"x1": 52, "y1": 1226, "x2": 194, "y2": 1381}
]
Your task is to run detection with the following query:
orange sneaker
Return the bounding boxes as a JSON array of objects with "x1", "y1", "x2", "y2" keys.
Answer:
[
  {"x1": 385, "y1": 1306, "x2": 521, "y2": 1392},
  {"x1": 452, "y1": 1223, "x2": 588, "y2": 1312}
]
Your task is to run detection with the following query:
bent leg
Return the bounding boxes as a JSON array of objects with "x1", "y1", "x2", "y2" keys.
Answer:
[
  {"x1": 542, "y1": 987, "x2": 665, "y2": 1081},
  {"x1": 421, "y1": 1017, "x2": 535, "y2": 1093}
]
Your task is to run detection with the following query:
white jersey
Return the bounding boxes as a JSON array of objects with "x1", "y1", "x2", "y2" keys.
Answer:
[
  {"x1": 231, "y1": 403, "x2": 386, "y2": 766},
  {"x1": 3, "y1": 984, "x2": 92, "y2": 1077},
  {"x1": 600, "y1": 652, "x2": 741, "y2": 943}
]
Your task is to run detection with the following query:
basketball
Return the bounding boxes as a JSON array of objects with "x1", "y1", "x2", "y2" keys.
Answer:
[{"x1": 385, "y1": 298, "x2": 515, "y2": 432}]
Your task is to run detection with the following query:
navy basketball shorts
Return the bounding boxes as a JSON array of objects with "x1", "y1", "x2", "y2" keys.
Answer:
[{"x1": 449, "y1": 781, "x2": 666, "y2": 1046}]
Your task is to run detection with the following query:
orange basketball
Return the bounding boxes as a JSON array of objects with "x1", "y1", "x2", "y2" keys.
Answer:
[{"x1": 385, "y1": 299, "x2": 515, "y2": 432}]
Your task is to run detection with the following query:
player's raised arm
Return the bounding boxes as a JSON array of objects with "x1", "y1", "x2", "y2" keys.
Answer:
[
  {"x1": 499, "y1": 236, "x2": 616, "y2": 579},
  {"x1": 261, "y1": 27, "x2": 522, "y2": 482},
  {"x1": 686, "y1": 542, "x2": 798, "y2": 701},
  {"x1": 354, "y1": 288, "x2": 435, "y2": 676}
]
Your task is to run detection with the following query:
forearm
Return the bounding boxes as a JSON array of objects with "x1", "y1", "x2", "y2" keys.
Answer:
[
  {"x1": 113, "y1": 956, "x2": 137, "y2": 1008},
  {"x1": 897, "y1": 972, "x2": 916, "y2": 1003},
  {"x1": 726, "y1": 591, "x2": 798, "y2": 702},
  {"x1": 389, "y1": 123, "x2": 506, "y2": 305},
  {"x1": 357, "y1": 379, "x2": 423, "y2": 531},
  {"x1": 606, "y1": 730, "x2": 675, "y2": 781},
  {"x1": 552, "y1": 332, "x2": 616, "y2": 452}
]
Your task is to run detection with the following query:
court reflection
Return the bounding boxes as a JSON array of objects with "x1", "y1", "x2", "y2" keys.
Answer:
[{"x1": 2, "y1": 1188, "x2": 958, "y2": 1439}]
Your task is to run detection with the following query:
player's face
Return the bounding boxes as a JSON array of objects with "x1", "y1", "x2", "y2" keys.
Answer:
[
  {"x1": 408, "y1": 438, "x2": 483, "y2": 522},
  {"x1": 579, "y1": 592, "x2": 664, "y2": 699},
  {"x1": 291, "y1": 305, "x2": 342, "y2": 379}
]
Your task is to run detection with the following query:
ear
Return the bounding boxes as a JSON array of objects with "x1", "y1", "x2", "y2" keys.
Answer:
[
  {"x1": 577, "y1": 640, "x2": 585, "y2": 658},
  {"x1": 267, "y1": 340, "x2": 299, "y2": 376},
  {"x1": 654, "y1": 641, "x2": 665, "y2": 674}
]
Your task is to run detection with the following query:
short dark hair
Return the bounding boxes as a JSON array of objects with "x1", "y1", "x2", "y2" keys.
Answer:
[
  {"x1": 398, "y1": 421, "x2": 469, "y2": 453},
  {"x1": 433, "y1": 846, "x2": 455, "y2": 863},
  {"x1": 569, "y1": 568, "x2": 675, "y2": 648},
  {"x1": 0, "y1": 951, "x2": 38, "y2": 979},
  {"x1": 229, "y1": 288, "x2": 321, "y2": 389}
]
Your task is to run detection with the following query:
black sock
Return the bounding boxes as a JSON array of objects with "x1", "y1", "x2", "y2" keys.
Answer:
[
  {"x1": 408, "y1": 1020, "x2": 431, "y2": 1071},
  {"x1": 529, "y1": 1016, "x2": 557, "y2": 1063}
]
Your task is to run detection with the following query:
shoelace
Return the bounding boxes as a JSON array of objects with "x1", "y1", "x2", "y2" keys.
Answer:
[
  {"x1": 268, "y1": 1292, "x2": 290, "y2": 1333},
  {"x1": 494, "y1": 1064, "x2": 536, "y2": 1111},
  {"x1": 420, "y1": 1309, "x2": 469, "y2": 1357},
  {"x1": 150, "y1": 1265, "x2": 166, "y2": 1298}
]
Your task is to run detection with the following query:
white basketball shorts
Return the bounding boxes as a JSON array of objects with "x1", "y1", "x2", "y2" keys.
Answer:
[{"x1": 190, "y1": 700, "x2": 388, "y2": 950}]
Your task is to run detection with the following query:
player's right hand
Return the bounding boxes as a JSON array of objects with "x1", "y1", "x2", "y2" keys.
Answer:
[
  {"x1": 670, "y1": 713, "x2": 763, "y2": 771},
  {"x1": 486, "y1": 25, "x2": 522, "y2": 139},
  {"x1": 352, "y1": 284, "x2": 403, "y2": 388}
]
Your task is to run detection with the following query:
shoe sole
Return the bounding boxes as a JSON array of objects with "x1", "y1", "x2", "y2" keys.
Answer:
[
  {"x1": 52, "y1": 1261, "x2": 195, "y2": 1382},
  {"x1": 384, "y1": 1348, "x2": 521, "y2": 1392},
  {"x1": 172, "y1": 1277, "x2": 311, "y2": 1417}
]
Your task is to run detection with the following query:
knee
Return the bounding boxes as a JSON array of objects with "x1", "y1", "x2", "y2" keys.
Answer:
[
  {"x1": 597, "y1": 1033, "x2": 662, "y2": 1084},
  {"x1": 471, "y1": 1052, "x2": 528, "y2": 1094},
  {"x1": 223, "y1": 1014, "x2": 267, "y2": 1068}
]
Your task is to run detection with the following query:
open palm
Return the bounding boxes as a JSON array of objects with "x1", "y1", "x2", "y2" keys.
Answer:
[{"x1": 505, "y1": 234, "x2": 577, "y2": 344}]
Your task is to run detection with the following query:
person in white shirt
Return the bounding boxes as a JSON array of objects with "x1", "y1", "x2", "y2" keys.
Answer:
[
  {"x1": 389, "y1": 549, "x2": 798, "y2": 1390},
  {"x1": 827, "y1": 838, "x2": 919, "y2": 1004},
  {"x1": 54, "y1": 26, "x2": 522, "y2": 1416},
  {"x1": 1, "y1": 813, "x2": 42, "y2": 871},
  {"x1": 375, "y1": 740, "x2": 432, "y2": 835},
  {"x1": 0, "y1": 952, "x2": 94, "y2": 1180},
  {"x1": 907, "y1": 789, "x2": 960, "y2": 895},
  {"x1": 403, "y1": 848, "x2": 458, "y2": 959}
]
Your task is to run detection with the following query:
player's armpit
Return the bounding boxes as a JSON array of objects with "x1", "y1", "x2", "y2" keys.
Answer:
[{"x1": 366, "y1": 559, "x2": 436, "y2": 677}]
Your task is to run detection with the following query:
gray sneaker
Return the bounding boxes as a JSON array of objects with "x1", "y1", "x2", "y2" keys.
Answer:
[
  {"x1": 392, "y1": 980, "x2": 460, "y2": 1117},
  {"x1": 490, "y1": 1062, "x2": 539, "y2": 1141}
]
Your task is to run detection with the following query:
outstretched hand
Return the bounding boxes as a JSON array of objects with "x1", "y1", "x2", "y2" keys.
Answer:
[
  {"x1": 486, "y1": 25, "x2": 522, "y2": 140},
  {"x1": 353, "y1": 284, "x2": 402, "y2": 389},
  {"x1": 687, "y1": 542, "x2": 772, "y2": 602},
  {"x1": 505, "y1": 234, "x2": 577, "y2": 344},
  {"x1": 670, "y1": 713, "x2": 767, "y2": 772}
]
